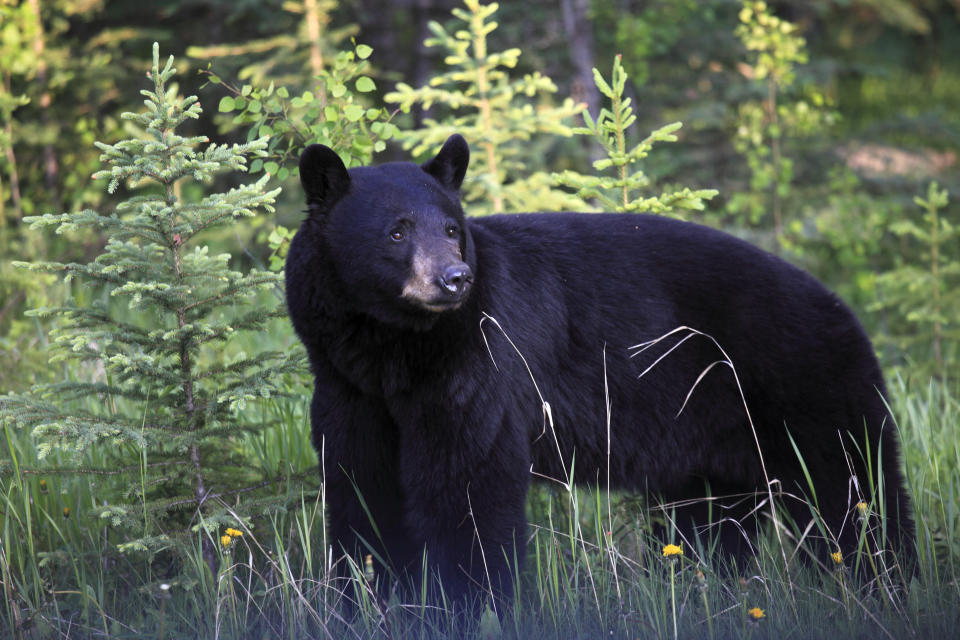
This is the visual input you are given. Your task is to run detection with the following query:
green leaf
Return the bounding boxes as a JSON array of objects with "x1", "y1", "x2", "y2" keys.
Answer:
[
  {"x1": 356, "y1": 76, "x2": 376, "y2": 93},
  {"x1": 218, "y1": 96, "x2": 235, "y2": 113},
  {"x1": 355, "y1": 44, "x2": 373, "y2": 59},
  {"x1": 343, "y1": 104, "x2": 365, "y2": 122}
]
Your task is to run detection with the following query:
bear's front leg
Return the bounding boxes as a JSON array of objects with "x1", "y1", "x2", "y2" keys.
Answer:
[
  {"x1": 397, "y1": 414, "x2": 531, "y2": 608},
  {"x1": 309, "y1": 372, "x2": 421, "y2": 603}
]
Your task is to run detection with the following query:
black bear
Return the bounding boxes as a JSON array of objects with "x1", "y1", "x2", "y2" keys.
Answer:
[{"x1": 286, "y1": 134, "x2": 913, "y2": 606}]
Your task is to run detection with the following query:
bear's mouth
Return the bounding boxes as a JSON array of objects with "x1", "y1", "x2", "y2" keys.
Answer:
[
  {"x1": 418, "y1": 300, "x2": 465, "y2": 312},
  {"x1": 402, "y1": 285, "x2": 471, "y2": 313}
]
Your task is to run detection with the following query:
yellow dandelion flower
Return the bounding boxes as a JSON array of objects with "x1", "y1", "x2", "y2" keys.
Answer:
[
  {"x1": 225, "y1": 527, "x2": 243, "y2": 538},
  {"x1": 831, "y1": 550, "x2": 843, "y2": 565},
  {"x1": 662, "y1": 544, "x2": 683, "y2": 558},
  {"x1": 855, "y1": 501, "x2": 869, "y2": 516},
  {"x1": 747, "y1": 607, "x2": 765, "y2": 621},
  {"x1": 220, "y1": 534, "x2": 233, "y2": 549}
]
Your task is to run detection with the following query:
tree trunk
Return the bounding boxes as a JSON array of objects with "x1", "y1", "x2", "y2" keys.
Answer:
[
  {"x1": 304, "y1": 0, "x2": 325, "y2": 77},
  {"x1": 561, "y1": 0, "x2": 599, "y2": 118},
  {"x1": 27, "y1": 0, "x2": 60, "y2": 212},
  {"x1": 413, "y1": 0, "x2": 433, "y2": 128},
  {"x1": 2, "y1": 108, "x2": 23, "y2": 223}
]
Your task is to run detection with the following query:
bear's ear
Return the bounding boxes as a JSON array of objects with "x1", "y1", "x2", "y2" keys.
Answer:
[
  {"x1": 299, "y1": 144, "x2": 350, "y2": 212},
  {"x1": 422, "y1": 134, "x2": 469, "y2": 192}
]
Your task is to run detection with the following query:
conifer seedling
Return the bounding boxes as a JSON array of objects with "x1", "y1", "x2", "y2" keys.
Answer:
[{"x1": 0, "y1": 44, "x2": 304, "y2": 575}]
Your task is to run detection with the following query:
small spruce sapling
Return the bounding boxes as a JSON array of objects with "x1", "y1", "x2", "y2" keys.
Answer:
[
  {"x1": 872, "y1": 182, "x2": 958, "y2": 381},
  {"x1": 0, "y1": 44, "x2": 304, "y2": 574},
  {"x1": 386, "y1": 0, "x2": 584, "y2": 214},
  {"x1": 553, "y1": 55, "x2": 717, "y2": 216}
]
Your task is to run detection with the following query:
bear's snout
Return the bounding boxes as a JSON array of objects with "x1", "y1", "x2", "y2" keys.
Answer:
[
  {"x1": 401, "y1": 244, "x2": 473, "y2": 311},
  {"x1": 440, "y1": 263, "x2": 473, "y2": 296}
]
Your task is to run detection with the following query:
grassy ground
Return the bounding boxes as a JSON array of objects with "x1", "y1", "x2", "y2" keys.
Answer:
[{"x1": 1, "y1": 376, "x2": 958, "y2": 639}]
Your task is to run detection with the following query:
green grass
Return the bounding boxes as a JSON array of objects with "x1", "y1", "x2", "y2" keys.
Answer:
[{"x1": 2, "y1": 376, "x2": 958, "y2": 639}]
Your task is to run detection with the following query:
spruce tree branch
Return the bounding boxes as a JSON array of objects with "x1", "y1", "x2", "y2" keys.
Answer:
[
  {"x1": 195, "y1": 351, "x2": 304, "y2": 382},
  {"x1": 193, "y1": 309, "x2": 289, "y2": 343},
  {"x1": 158, "y1": 470, "x2": 321, "y2": 511},
  {"x1": 181, "y1": 274, "x2": 281, "y2": 313},
  {"x1": 21, "y1": 263, "x2": 181, "y2": 312},
  {"x1": 4, "y1": 402, "x2": 182, "y2": 440},
  {"x1": 33, "y1": 382, "x2": 152, "y2": 403},
  {"x1": 4, "y1": 461, "x2": 183, "y2": 478}
]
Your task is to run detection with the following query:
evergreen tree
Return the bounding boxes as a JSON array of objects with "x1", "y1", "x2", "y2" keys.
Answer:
[
  {"x1": 0, "y1": 44, "x2": 304, "y2": 574},
  {"x1": 872, "y1": 182, "x2": 958, "y2": 381},
  {"x1": 385, "y1": 0, "x2": 585, "y2": 214},
  {"x1": 553, "y1": 55, "x2": 717, "y2": 216}
]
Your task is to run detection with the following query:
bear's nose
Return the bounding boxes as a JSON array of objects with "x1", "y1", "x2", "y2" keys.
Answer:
[{"x1": 440, "y1": 264, "x2": 473, "y2": 295}]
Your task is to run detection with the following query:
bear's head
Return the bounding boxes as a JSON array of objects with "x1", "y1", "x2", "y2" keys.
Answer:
[{"x1": 297, "y1": 134, "x2": 475, "y2": 328}]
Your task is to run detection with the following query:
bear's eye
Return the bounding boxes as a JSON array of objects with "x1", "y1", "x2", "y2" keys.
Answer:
[
  {"x1": 445, "y1": 223, "x2": 459, "y2": 238},
  {"x1": 389, "y1": 228, "x2": 405, "y2": 242}
]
